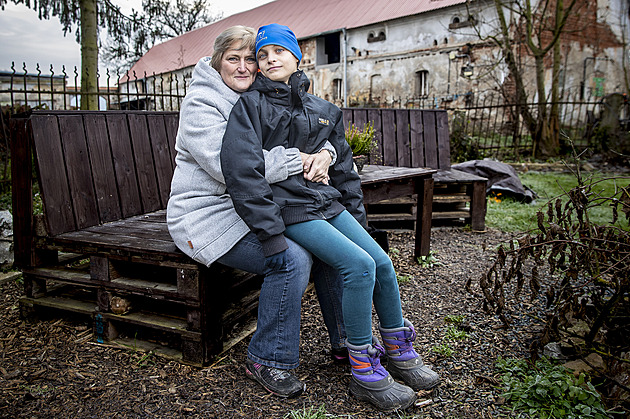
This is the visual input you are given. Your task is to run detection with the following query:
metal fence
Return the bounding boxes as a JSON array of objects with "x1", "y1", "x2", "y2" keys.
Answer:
[
  {"x1": 352, "y1": 88, "x2": 627, "y2": 161},
  {"x1": 0, "y1": 62, "x2": 188, "y2": 113},
  {"x1": 1, "y1": 63, "x2": 626, "y2": 191}
]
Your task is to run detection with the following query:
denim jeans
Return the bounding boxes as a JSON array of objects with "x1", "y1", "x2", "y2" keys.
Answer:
[
  {"x1": 217, "y1": 232, "x2": 345, "y2": 369},
  {"x1": 285, "y1": 210, "x2": 404, "y2": 347}
]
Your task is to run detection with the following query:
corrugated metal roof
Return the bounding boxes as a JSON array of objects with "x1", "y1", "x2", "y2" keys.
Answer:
[{"x1": 125, "y1": 0, "x2": 465, "y2": 79}]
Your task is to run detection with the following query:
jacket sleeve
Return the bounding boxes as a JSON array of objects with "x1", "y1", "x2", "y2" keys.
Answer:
[
  {"x1": 178, "y1": 89, "x2": 302, "y2": 186},
  {"x1": 327, "y1": 112, "x2": 368, "y2": 228},
  {"x1": 220, "y1": 96, "x2": 288, "y2": 257}
]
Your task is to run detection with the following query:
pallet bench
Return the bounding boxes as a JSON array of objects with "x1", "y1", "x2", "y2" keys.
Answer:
[
  {"x1": 10, "y1": 110, "x2": 263, "y2": 366},
  {"x1": 342, "y1": 108, "x2": 488, "y2": 231}
]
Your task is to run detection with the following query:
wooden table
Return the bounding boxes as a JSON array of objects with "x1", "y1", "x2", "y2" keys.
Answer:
[{"x1": 359, "y1": 165, "x2": 436, "y2": 257}]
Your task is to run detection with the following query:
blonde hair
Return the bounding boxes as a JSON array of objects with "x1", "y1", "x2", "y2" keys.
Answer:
[{"x1": 210, "y1": 26, "x2": 257, "y2": 71}]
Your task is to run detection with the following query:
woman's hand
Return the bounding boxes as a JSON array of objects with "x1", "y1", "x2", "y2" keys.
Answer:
[{"x1": 301, "y1": 150, "x2": 332, "y2": 184}]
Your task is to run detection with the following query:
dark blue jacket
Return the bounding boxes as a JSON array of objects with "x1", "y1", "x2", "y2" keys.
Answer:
[{"x1": 221, "y1": 70, "x2": 366, "y2": 257}]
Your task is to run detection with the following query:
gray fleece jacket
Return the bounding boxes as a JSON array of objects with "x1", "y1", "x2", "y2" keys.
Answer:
[{"x1": 167, "y1": 57, "x2": 309, "y2": 266}]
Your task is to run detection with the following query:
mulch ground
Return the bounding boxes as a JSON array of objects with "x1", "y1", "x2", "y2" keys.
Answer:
[{"x1": 0, "y1": 227, "x2": 544, "y2": 418}]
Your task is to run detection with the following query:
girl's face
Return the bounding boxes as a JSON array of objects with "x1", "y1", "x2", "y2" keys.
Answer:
[
  {"x1": 219, "y1": 41, "x2": 257, "y2": 93},
  {"x1": 257, "y1": 45, "x2": 299, "y2": 84}
]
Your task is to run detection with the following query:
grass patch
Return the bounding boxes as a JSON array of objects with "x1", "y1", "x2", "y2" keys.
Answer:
[{"x1": 486, "y1": 171, "x2": 630, "y2": 232}]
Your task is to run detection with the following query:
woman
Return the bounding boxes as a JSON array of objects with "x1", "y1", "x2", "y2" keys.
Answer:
[
  {"x1": 221, "y1": 24, "x2": 439, "y2": 411},
  {"x1": 167, "y1": 26, "x2": 346, "y2": 399}
]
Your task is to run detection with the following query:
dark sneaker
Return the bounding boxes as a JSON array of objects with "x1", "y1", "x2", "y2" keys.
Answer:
[
  {"x1": 244, "y1": 359, "x2": 305, "y2": 398},
  {"x1": 331, "y1": 346, "x2": 349, "y2": 363}
]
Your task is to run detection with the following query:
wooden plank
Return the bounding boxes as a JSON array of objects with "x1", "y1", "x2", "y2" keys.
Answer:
[
  {"x1": 30, "y1": 115, "x2": 76, "y2": 235},
  {"x1": 20, "y1": 295, "x2": 95, "y2": 315},
  {"x1": 367, "y1": 109, "x2": 383, "y2": 164},
  {"x1": 436, "y1": 110, "x2": 451, "y2": 170},
  {"x1": 381, "y1": 110, "x2": 397, "y2": 166},
  {"x1": 470, "y1": 180, "x2": 487, "y2": 231},
  {"x1": 147, "y1": 114, "x2": 174, "y2": 207},
  {"x1": 422, "y1": 111, "x2": 438, "y2": 169},
  {"x1": 106, "y1": 113, "x2": 143, "y2": 218},
  {"x1": 83, "y1": 113, "x2": 122, "y2": 223},
  {"x1": 51, "y1": 229, "x2": 181, "y2": 256},
  {"x1": 395, "y1": 110, "x2": 411, "y2": 167},
  {"x1": 164, "y1": 113, "x2": 179, "y2": 166},
  {"x1": 416, "y1": 177, "x2": 434, "y2": 257},
  {"x1": 58, "y1": 115, "x2": 100, "y2": 229},
  {"x1": 342, "y1": 108, "x2": 353, "y2": 130},
  {"x1": 409, "y1": 110, "x2": 425, "y2": 168},
  {"x1": 10, "y1": 117, "x2": 35, "y2": 267},
  {"x1": 353, "y1": 109, "x2": 368, "y2": 133},
  {"x1": 128, "y1": 113, "x2": 161, "y2": 213}
]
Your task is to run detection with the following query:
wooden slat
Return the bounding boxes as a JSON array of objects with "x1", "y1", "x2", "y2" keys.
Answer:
[
  {"x1": 164, "y1": 113, "x2": 179, "y2": 166},
  {"x1": 83, "y1": 113, "x2": 122, "y2": 223},
  {"x1": 395, "y1": 110, "x2": 411, "y2": 167},
  {"x1": 106, "y1": 113, "x2": 143, "y2": 218},
  {"x1": 128, "y1": 113, "x2": 161, "y2": 213},
  {"x1": 367, "y1": 109, "x2": 382, "y2": 164},
  {"x1": 409, "y1": 110, "x2": 424, "y2": 168},
  {"x1": 31, "y1": 115, "x2": 76, "y2": 235},
  {"x1": 147, "y1": 114, "x2": 174, "y2": 207},
  {"x1": 342, "y1": 108, "x2": 353, "y2": 130},
  {"x1": 10, "y1": 118, "x2": 35, "y2": 267},
  {"x1": 381, "y1": 110, "x2": 397, "y2": 166},
  {"x1": 58, "y1": 115, "x2": 100, "y2": 230},
  {"x1": 436, "y1": 110, "x2": 451, "y2": 170},
  {"x1": 422, "y1": 111, "x2": 438, "y2": 168},
  {"x1": 52, "y1": 229, "x2": 181, "y2": 256},
  {"x1": 353, "y1": 109, "x2": 368, "y2": 133}
]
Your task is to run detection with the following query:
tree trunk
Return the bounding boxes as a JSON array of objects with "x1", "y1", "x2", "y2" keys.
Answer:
[{"x1": 80, "y1": 0, "x2": 99, "y2": 110}]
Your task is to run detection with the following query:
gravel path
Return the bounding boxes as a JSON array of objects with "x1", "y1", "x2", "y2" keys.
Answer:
[{"x1": 1, "y1": 227, "x2": 542, "y2": 418}]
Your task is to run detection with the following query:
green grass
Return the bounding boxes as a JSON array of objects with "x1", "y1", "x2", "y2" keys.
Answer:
[{"x1": 486, "y1": 171, "x2": 630, "y2": 232}]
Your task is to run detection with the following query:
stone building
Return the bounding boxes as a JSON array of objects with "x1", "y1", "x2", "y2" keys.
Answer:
[{"x1": 125, "y1": 0, "x2": 629, "y2": 109}]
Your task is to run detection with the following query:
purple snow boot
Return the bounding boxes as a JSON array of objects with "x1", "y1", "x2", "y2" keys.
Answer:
[
  {"x1": 379, "y1": 319, "x2": 440, "y2": 391},
  {"x1": 347, "y1": 338, "x2": 417, "y2": 411}
]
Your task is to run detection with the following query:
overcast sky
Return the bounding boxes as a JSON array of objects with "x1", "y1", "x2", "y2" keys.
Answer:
[{"x1": 0, "y1": 0, "x2": 274, "y2": 74}]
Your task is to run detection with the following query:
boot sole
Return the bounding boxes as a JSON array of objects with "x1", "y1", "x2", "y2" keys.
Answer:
[
  {"x1": 388, "y1": 367, "x2": 440, "y2": 391},
  {"x1": 349, "y1": 381, "x2": 417, "y2": 412}
]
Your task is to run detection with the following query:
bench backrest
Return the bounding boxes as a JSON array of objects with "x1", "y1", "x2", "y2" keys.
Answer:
[
  {"x1": 26, "y1": 110, "x2": 179, "y2": 236},
  {"x1": 342, "y1": 108, "x2": 451, "y2": 171}
]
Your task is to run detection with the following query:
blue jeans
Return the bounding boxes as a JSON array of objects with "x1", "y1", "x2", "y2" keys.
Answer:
[
  {"x1": 217, "y1": 232, "x2": 345, "y2": 369},
  {"x1": 285, "y1": 210, "x2": 404, "y2": 347}
]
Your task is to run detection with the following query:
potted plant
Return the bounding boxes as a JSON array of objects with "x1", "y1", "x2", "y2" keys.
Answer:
[{"x1": 345, "y1": 121, "x2": 377, "y2": 173}]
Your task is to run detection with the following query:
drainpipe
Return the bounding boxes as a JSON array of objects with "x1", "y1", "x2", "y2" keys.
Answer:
[{"x1": 343, "y1": 28, "x2": 348, "y2": 108}]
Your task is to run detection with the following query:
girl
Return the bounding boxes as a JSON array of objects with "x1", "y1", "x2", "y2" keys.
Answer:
[{"x1": 221, "y1": 23, "x2": 439, "y2": 411}]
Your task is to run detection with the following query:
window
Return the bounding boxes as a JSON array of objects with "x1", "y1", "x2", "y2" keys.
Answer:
[
  {"x1": 415, "y1": 70, "x2": 429, "y2": 97},
  {"x1": 449, "y1": 15, "x2": 477, "y2": 29},
  {"x1": 332, "y1": 78, "x2": 342, "y2": 101},
  {"x1": 316, "y1": 32, "x2": 341, "y2": 65},
  {"x1": 368, "y1": 30, "x2": 386, "y2": 43}
]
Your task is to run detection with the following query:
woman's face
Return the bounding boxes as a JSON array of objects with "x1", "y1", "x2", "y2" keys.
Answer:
[{"x1": 219, "y1": 41, "x2": 257, "y2": 92}]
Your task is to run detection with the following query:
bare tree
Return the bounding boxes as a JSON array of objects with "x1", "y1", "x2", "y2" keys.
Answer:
[
  {"x1": 102, "y1": 0, "x2": 222, "y2": 73},
  {"x1": 1, "y1": 0, "x2": 219, "y2": 108},
  {"x1": 472, "y1": 0, "x2": 584, "y2": 157},
  {"x1": 1, "y1": 0, "x2": 141, "y2": 110}
]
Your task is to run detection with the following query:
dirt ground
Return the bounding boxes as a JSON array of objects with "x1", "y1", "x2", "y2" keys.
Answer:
[{"x1": 0, "y1": 227, "x2": 547, "y2": 418}]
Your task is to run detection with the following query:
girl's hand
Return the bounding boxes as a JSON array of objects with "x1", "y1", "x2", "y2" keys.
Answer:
[{"x1": 301, "y1": 150, "x2": 331, "y2": 184}]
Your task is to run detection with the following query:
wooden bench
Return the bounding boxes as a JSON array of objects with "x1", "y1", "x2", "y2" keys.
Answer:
[
  {"x1": 342, "y1": 108, "x2": 488, "y2": 231},
  {"x1": 10, "y1": 110, "x2": 264, "y2": 366}
]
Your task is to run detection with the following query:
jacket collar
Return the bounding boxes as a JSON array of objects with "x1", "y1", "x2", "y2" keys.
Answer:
[{"x1": 250, "y1": 70, "x2": 311, "y2": 106}]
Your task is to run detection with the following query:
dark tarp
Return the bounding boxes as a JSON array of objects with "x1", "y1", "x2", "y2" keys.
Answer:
[{"x1": 452, "y1": 160, "x2": 537, "y2": 203}]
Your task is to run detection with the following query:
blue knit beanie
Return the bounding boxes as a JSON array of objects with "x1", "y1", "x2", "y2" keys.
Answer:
[{"x1": 255, "y1": 23, "x2": 302, "y2": 63}]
